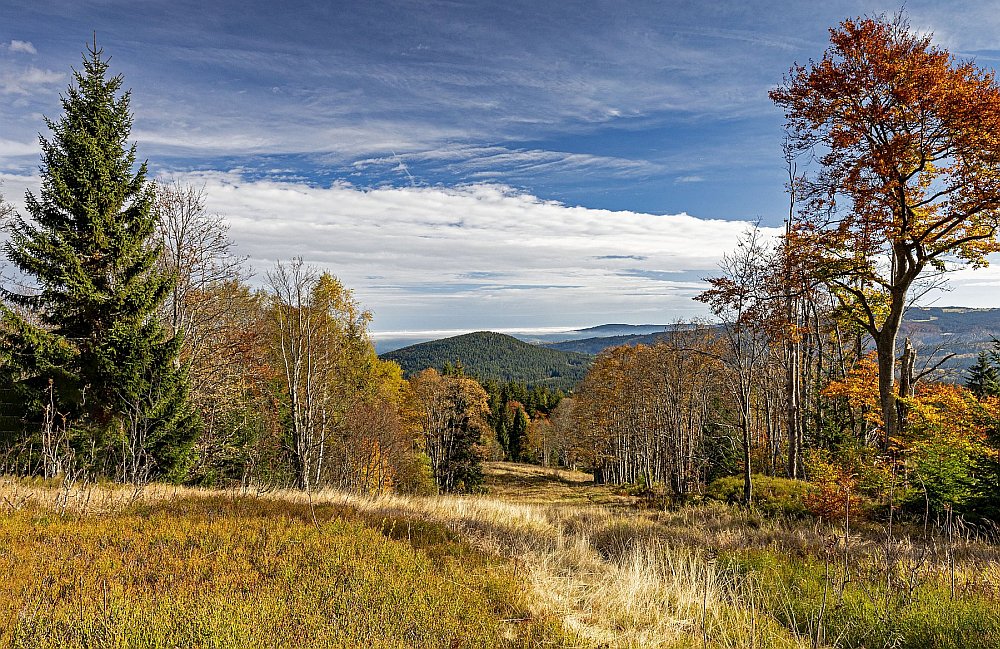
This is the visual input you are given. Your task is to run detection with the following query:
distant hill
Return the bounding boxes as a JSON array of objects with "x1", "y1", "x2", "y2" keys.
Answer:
[
  {"x1": 546, "y1": 307, "x2": 1000, "y2": 376},
  {"x1": 380, "y1": 308, "x2": 1000, "y2": 387},
  {"x1": 544, "y1": 332, "x2": 675, "y2": 355},
  {"x1": 514, "y1": 323, "x2": 674, "y2": 344},
  {"x1": 380, "y1": 331, "x2": 592, "y2": 390},
  {"x1": 897, "y1": 307, "x2": 1000, "y2": 378}
]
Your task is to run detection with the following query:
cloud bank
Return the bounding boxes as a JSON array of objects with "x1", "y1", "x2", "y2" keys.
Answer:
[
  {"x1": 152, "y1": 172, "x2": 774, "y2": 330},
  {"x1": 2, "y1": 169, "x2": 997, "y2": 332}
]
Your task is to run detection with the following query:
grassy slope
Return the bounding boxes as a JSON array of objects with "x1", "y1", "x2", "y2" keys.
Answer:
[
  {"x1": 3, "y1": 468, "x2": 1000, "y2": 648},
  {"x1": 0, "y1": 482, "x2": 565, "y2": 649}
]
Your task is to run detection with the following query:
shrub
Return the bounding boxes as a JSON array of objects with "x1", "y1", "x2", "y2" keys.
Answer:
[{"x1": 705, "y1": 474, "x2": 812, "y2": 517}]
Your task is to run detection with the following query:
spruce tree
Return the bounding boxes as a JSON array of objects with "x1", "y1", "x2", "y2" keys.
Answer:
[
  {"x1": 967, "y1": 340, "x2": 1000, "y2": 399},
  {"x1": 0, "y1": 44, "x2": 197, "y2": 479}
]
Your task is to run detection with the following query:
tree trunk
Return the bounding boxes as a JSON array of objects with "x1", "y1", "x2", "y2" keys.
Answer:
[
  {"x1": 786, "y1": 332, "x2": 801, "y2": 479},
  {"x1": 897, "y1": 337, "x2": 916, "y2": 434},
  {"x1": 742, "y1": 403, "x2": 753, "y2": 505},
  {"x1": 875, "y1": 332, "x2": 898, "y2": 451}
]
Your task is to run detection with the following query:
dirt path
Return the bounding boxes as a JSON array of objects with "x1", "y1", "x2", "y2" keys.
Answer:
[{"x1": 482, "y1": 461, "x2": 636, "y2": 507}]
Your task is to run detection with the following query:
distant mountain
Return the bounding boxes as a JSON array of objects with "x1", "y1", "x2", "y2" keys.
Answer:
[
  {"x1": 546, "y1": 307, "x2": 1000, "y2": 375},
  {"x1": 543, "y1": 332, "x2": 675, "y2": 355},
  {"x1": 514, "y1": 323, "x2": 674, "y2": 344},
  {"x1": 897, "y1": 307, "x2": 1000, "y2": 377},
  {"x1": 373, "y1": 323, "x2": 683, "y2": 353},
  {"x1": 380, "y1": 331, "x2": 593, "y2": 390}
]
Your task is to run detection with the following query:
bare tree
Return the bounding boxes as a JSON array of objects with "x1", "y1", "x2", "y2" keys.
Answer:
[
  {"x1": 268, "y1": 258, "x2": 320, "y2": 490},
  {"x1": 154, "y1": 181, "x2": 246, "y2": 356},
  {"x1": 0, "y1": 188, "x2": 12, "y2": 222},
  {"x1": 697, "y1": 225, "x2": 778, "y2": 505}
]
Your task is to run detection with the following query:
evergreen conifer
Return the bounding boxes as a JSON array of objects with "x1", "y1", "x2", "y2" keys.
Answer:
[
  {"x1": 0, "y1": 44, "x2": 197, "y2": 479},
  {"x1": 966, "y1": 340, "x2": 1000, "y2": 399}
]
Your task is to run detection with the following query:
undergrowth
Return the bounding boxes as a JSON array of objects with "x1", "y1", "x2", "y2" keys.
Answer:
[{"x1": 0, "y1": 492, "x2": 564, "y2": 648}]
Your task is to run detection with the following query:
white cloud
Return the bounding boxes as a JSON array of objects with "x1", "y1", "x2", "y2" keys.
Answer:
[
  {"x1": 7, "y1": 41, "x2": 37, "y2": 55},
  {"x1": 160, "y1": 172, "x2": 1000, "y2": 329},
  {"x1": 927, "y1": 259, "x2": 1000, "y2": 306},
  {"x1": 157, "y1": 172, "x2": 773, "y2": 329},
  {"x1": 0, "y1": 66, "x2": 63, "y2": 95},
  {"x1": 0, "y1": 172, "x2": 38, "y2": 204},
  {"x1": 0, "y1": 139, "x2": 39, "y2": 159},
  {"x1": 3, "y1": 169, "x2": 999, "y2": 330}
]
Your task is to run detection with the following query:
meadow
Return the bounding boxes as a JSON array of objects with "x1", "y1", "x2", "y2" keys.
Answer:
[{"x1": 2, "y1": 464, "x2": 999, "y2": 648}]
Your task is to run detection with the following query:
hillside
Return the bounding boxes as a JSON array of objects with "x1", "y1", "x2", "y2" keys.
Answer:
[{"x1": 381, "y1": 331, "x2": 591, "y2": 389}]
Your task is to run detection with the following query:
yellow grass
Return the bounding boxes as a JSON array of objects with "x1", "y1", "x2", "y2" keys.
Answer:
[
  {"x1": 0, "y1": 468, "x2": 810, "y2": 648},
  {"x1": 6, "y1": 464, "x2": 996, "y2": 647}
]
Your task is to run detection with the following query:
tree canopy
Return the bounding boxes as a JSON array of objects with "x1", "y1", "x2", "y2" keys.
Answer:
[{"x1": 770, "y1": 14, "x2": 1000, "y2": 446}]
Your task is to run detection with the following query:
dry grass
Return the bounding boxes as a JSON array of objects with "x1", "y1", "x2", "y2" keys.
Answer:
[
  {"x1": 3, "y1": 465, "x2": 1000, "y2": 648},
  {"x1": 0, "y1": 470, "x2": 808, "y2": 648},
  {"x1": 479, "y1": 462, "x2": 633, "y2": 506},
  {"x1": 0, "y1": 477, "x2": 566, "y2": 649}
]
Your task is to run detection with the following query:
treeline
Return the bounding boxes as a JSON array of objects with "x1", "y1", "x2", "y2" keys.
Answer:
[
  {"x1": 479, "y1": 377, "x2": 563, "y2": 463},
  {"x1": 0, "y1": 46, "x2": 492, "y2": 495},
  {"x1": 567, "y1": 321, "x2": 1000, "y2": 521},
  {"x1": 557, "y1": 15, "x2": 1000, "y2": 521}
]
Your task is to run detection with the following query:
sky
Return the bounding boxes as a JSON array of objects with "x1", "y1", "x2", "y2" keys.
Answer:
[{"x1": 3, "y1": 0, "x2": 1000, "y2": 335}]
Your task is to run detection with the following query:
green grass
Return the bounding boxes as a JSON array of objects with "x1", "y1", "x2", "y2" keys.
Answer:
[{"x1": 722, "y1": 545, "x2": 1000, "y2": 648}]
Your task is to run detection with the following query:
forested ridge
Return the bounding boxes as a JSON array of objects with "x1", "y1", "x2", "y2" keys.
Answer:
[{"x1": 381, "y1": 331, "x2": 591, "y2": 390}]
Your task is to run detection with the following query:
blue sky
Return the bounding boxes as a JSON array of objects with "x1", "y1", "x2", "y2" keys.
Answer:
[{"x1": 3, "y1": 0, "x2": 1000, "y2": 334}]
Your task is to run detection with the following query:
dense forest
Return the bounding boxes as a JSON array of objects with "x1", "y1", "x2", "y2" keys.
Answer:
[{"x1": 382, "y1": 331, "x2": 591, "y2": 390}]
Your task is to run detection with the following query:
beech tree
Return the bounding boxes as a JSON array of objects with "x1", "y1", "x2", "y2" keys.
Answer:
[
  {"x1": 572, "y1": 329, "x2": 725, "y2": 493},
  {"x1": 771, "y1": 14, "x2": 1000, "y2": 448},
  {"x1": 698, "y1": 225, "x2": 777, "y2": 504},
  {"x1": 154, "y1": 181, "x2": 244, "y2": 349}
]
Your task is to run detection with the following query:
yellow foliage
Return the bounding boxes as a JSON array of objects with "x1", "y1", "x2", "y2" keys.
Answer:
[
  {"x1": 900, "y1": 382, "x2": 996, "y2": 462},
  {"x1": 822, "y1": 352, "x2": 882, "y2": 427}
]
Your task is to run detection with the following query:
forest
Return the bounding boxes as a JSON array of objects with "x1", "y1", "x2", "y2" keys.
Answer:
[
  {"x1": 3, "y1": 12, "x2": 1000, "y2": 649},
  {"x1": 1, "y1": 15, "x2": 1000, "y2": 518}
]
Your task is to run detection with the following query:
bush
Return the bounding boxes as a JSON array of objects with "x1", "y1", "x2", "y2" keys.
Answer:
[
  {"x1": 394, "y1": 452, "x2": 438, "y2": 495},
  {"x1": 705, "y1": 474, "x2": 812, "y2": 517}
]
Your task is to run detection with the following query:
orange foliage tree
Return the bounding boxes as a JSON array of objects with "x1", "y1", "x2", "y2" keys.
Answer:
[
  {"x1": 771, "y1": 14, "x2": 1000, "y2": 449},
  {"x1": 821, "y1": 352, "x2": 882, "y2": 431},
  {"x1": 824, "y1": 355, "x2": 998, "y2": 513}
]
